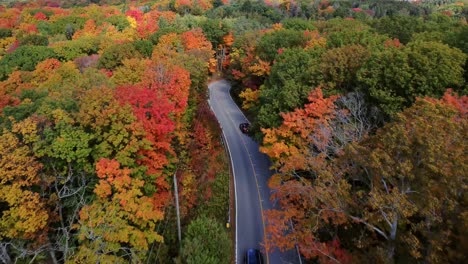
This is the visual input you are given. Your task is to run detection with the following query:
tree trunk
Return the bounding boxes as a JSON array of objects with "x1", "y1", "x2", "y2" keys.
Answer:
[
  {"x1": 387, "y1": 217, "x2": 398, "y2": 260},
  {"x1": 49, "y1": 247, "x2": 58, "y2": 264},
  {"x1": 0, "y1": 243, "x2": 12, "y2": 264}
]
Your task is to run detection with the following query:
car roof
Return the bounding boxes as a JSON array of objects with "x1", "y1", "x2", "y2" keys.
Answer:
[{"x1": 247, "y1": 248, "x2": 257, "y2": 254}]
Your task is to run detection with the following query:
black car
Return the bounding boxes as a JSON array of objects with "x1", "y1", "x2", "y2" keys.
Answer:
[
  {"x1": 244, "y1": 248, "x2": 263, "y2": 264},
  {"x1": 239, "y1": 123, "x2": 250, "y2": 134}
]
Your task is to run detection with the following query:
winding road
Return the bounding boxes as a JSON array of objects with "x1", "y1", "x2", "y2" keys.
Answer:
[{"x1": 208, "y1": 80, "x2": 300, "y2": 264}]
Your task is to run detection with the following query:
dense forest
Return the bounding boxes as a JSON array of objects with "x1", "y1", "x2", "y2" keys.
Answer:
[{"x1": 0, "y1": 0, "x2": 467, "y2": 263}]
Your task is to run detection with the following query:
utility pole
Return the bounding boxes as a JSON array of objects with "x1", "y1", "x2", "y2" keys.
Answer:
[{"x1": 174, "y1": 171, "x2": 182, "y2": 249}]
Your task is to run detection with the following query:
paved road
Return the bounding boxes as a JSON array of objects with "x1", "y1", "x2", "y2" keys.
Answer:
[{"x1": 208, "y1": 80, "x2": 300, "y2": 264}]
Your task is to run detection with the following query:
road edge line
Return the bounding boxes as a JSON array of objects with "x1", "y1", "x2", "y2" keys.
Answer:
[{"x1": 208, "y1": 82, "x2": 239, "y2": 264}]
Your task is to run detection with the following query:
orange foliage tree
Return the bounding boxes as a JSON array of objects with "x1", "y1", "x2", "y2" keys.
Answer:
[
  {"x1": 73, "y1": 158, "x2": 164, "y2": 262},
  {"x1": 262, "y1": 89, "x2": 467, "y2": 263}
]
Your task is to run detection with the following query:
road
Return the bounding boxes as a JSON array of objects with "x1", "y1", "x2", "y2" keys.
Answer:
[{"x1": 208, "y1": 80, "x2": 300, "y2": 264}]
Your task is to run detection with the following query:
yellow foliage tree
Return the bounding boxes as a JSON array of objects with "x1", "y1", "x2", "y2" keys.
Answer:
[
  {"x1": 111, "y1": 58, "x2": 151, "y2": 86},
  {"x1": 239, "y1": 88, "x2": 259, "y2": 110},
  {"x1": 0, "y1": 123, "x2": 49, "y2": 241}
]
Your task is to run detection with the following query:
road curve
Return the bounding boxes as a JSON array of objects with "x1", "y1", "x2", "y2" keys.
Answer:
[{"x1": 208, "y1": 80, "x2": 300, "y2": 264}]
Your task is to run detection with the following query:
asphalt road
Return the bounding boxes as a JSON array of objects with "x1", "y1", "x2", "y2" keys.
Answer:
[{"x1": 208, "y1": 80, "x2": 300, "y2": 264}]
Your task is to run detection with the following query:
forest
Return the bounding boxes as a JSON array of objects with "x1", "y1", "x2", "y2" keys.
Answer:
[{"x1": 0, "y1": 0, "x2": 467, "y2": 263}]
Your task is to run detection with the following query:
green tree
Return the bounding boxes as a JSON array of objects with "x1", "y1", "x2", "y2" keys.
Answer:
[
  {"x1": 133, "y1": 40, "x2": 153, "y2": 58},
  {"x1": 256, "y1": 47, "x2": 324, "y2": 130},
  {"x1": 326, "y1": 27, "x2": 388, "y2": 49},
  {"x1": 35, "y1": 121, "x2": 94, "y2": 172},
  {"x1": 281, "y1": 17, "x2": 316, "y2": 31},
  {"x1": 370, "y1": 15, "x2": 426, "y2": 44},
  {"x1": 37, "y1": 16, "x2": 87, "y2": 37},
  {"x1": 0, "y1": 46, "x2": 56, "y2": 80},
  {"x1": 314, "y1": 18, "x2": 387, "y2": 49},
  {"x1": 97, "y1": 42, "x2": 141, "y2": 70},
  {"x1": 256, "y1": 29, "x2": 309, "y2": 61},
  {"x1": 18, "y1": 34, "x2": 49, "y2": 46},
  {"x1": 357, "y1": 41, "x2": 466, "y2": 116},
  {"x1": 320, "y1": 44, "x2": 371, "y2": 92},
  {"x1": 200, "y1": 18, "x2": 231, "y2": 47},
  {"x1": 0, "y1": 28, "x2": 13, "y2": 39},
  {"x1": 104, "y1": 14, "x2": 131, "y2": 31},
  {"x1": 2, "y1": 89, "x2": 48, "y2": 123},
  {"x1": 181, "y1": 216, "x2": 231, "y2": 264},
  {"x1": 53, "y1": 36, "x2": 100, "y2": 61}
]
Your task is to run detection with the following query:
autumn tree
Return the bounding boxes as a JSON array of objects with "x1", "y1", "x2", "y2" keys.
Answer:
[
  {"x1": 259, "y1": 88, "x2": 371, "y2": 174},
  {"x1": 261, "y1": 88, "x2": 353, "y2": 263},
  {"x1": 0, "y1": 123, "x2": 49, "y2": 241},
  {"x1": 76, "y1": 86, "x2": 148, "y2": 166},
  {"x1": 114, "y1": 76, "x2": 187, "y2": 208},
  {"x1": 111, "y1": 58, "x2": 151, "y2": 86},
  {"x1": 71, "y1": 158, "x2": 164, "y2": 263},
  {"x1": 263, "y1": 90, "x2": 467, "y2": 263}
]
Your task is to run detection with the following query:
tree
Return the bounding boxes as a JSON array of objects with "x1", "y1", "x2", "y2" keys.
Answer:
[
  {"x1": 52, "y1": 36, "x2": 100, "y2": 61},
  {"x1": 263, "y1": 91, "x2": 467, "y2": 263},
  {"x1": 97, "y1": 42, "x2": 141, "y2": 70},
  {"x1": 314, "y1": 18, "x2": 387, "y2": 49},
  {"x1": 72, "y1": 158, "x2": 164, "y2": 263},
  {"x1": 357, "y1": 41, "x2": 466, "y2": 116},
  {"x1": 18, "y1": 34, "x2": 48, "y2": 46},
  {"x1": 256, "y1": 29, "x2": 309, "y2": 62},
  {"x1": 133, "y1": 39, "x2": 153, "y2": 58},
  {"x1": 260, "y1": 87, "x2": 375, "y2": 174},
  {"x1": 111, "y1": 58, "x2": 150, "y2": 86},
  {"x1": 256, "y1": 47, "x2": 324, "y2": 130},
  {"x1": 0, "y1": 123, "x2": 49, "y2": 241},
  {"x1": 115, "y1": 81, "x2": 177, "y2": 205},
  {"x1": 320, "y1": 44, "x2": 371, "y2": 92},
  {"x1": 34, "y1": 120, "x2": 94, "y2": 172},
  {"x1": 370, "y1": 15, "x2": 426, "y2": 44},
  {"x1": 104, "y1": 14, "x2": 131, "y2": 31},
  {"x1": 181, "y1": 215, "x2": 231, "y2": 264},
  {"x1": 0, "y1": 45, "x2": 56, "y2": 80},
  {"x1": 37, "y1": 16, "x2": 87, "y2": 37},
  {"x1": 281, "y1": 17, "x2": 316, "y2": 31},
  {"x1": 0, "y1": 28, "x2": 13, "y2": 38},
  {"x1": 200, "y1": 18, "x2": 231, "y2": 47},
  {"x1": 76, "y1": 86, "x2": 148, "y2": 166}
]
